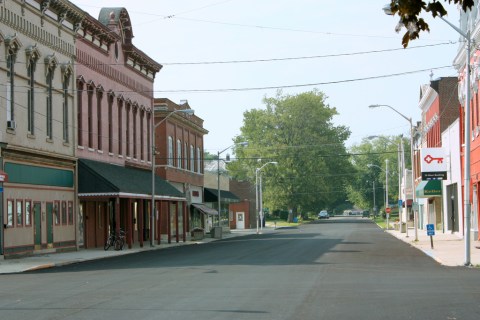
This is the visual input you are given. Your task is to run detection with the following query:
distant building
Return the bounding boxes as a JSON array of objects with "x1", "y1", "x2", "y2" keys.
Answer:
[{"x1": 153, "y1": 98, "x2": 208, "y2": 240}]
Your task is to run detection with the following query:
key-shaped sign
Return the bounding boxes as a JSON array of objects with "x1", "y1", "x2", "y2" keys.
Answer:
[{"x1": 424, "y1": 154, "x2": 444, "y2": 164}]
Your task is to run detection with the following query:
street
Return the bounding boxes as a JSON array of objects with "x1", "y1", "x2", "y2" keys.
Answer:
[{"x1": 1, "y1": 217, "x2": 479, "y2": 320}]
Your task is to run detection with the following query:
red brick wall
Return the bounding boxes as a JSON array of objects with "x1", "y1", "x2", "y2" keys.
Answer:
[{"x1": 229, "y1": 201, "x2": 250, "y2": 229}]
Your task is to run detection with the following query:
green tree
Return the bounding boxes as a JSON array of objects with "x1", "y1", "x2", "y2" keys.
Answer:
[
  {"x1": 385, "y1": 0, "x2": 474, "y2": 47},
  {"x1": 229, "y1": 90, "x2": 352, "y2": 221},
  {"x1": 347, "y1": 135, "x2": 410, "y2": 214}
]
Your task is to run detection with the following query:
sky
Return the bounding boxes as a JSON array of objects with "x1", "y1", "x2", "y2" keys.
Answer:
[{"x1": 71, "y1": 0, "x2": 462, "y2": 155}]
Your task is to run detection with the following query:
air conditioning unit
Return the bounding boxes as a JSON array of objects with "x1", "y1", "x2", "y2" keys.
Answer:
[{"x1": 7, "y1": 120, "x2": 16, "y2": 129}]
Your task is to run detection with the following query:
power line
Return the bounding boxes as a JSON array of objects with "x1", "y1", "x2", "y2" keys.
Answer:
[
  {"x1": 157, "y1": 65, "x2": 454, "y2": 93},
  {"x1": 161, "y1": 42, "x2": 456, "y2": 65}
]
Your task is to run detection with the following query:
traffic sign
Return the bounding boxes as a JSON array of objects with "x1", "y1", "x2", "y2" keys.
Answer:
[
  {"x1": 426, "y1": 224, "x2": 435, "y2": 236},
  {"x1": 385, "y1": 207, "x2": 391, "y2": 213}
]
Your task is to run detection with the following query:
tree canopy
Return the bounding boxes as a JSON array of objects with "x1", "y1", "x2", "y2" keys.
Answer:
[
  {"x1": 386, "y1": 0, "x2": 474, "y2": 47},
  {"x1": 228, "y1": 90, "x2": 352, "y2": 219},
  {"x1": 347, "y1": 135, "x2": 410, "y2": 214}
]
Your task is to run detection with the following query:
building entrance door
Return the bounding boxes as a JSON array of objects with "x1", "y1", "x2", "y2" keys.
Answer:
[
  {"x1": 236, "y1": 212, "x2": 245, "y2": 229},
  {"x1": 34, "y1": 202, "x2": 42, "y2": 249},
  {"x1": 46, "y1": 202, "x2": 54, "y2": 248}
]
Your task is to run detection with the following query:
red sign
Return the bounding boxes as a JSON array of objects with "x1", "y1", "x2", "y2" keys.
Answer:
[
  {"x1": 0, "y1": 170, "x2": 8, "y2": 183},
  {"x1": 385, "y1": 207, "x2": 391, "y2": 213}
]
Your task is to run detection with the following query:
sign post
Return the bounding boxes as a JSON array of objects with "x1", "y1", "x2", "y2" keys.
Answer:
[
  {"x1": 385, "y1": 207, "x2": 391, "y2": 230},
  {"x1": 426, "y1": 224, "x2": 435, "y2": 249}
]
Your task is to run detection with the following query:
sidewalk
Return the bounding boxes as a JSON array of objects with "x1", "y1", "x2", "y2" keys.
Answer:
[
  {"x1": 0, "y1": 227, "x2": 276, "y2": 274},
  {"x1": 386, "y1": 226, "x2": 480, "y2": 267}
]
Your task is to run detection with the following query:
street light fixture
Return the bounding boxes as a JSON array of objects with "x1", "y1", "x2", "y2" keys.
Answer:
[
  {"x1": 217, "y1": 141, "x2": 248, "y2": 228},
  {"x1": 369, "y1": 104, "x2": 417, "y2": 240},
  {"x1": 151, "y1": 107, "x2": 194, "y2": 247},
  {"x1": 368, "y1": 135, "x2": 407, "y2": 234},
  {"x1": 368, "y1": 161, "x2": 390, "y2": 229},
  {"x1": 256, "y1": 161, "x2": 278, "y2": 234},
  {"x1": 383, "y1": 4, "x2": 472, "y2": 266}
]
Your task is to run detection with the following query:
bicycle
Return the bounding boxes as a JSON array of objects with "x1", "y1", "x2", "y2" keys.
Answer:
[
  {"x1": 104, "y1": 229, "x2": 126, "y2": 251},
  {"x1": 114, "y1": 229, "x2": 126, "y2": 251}
]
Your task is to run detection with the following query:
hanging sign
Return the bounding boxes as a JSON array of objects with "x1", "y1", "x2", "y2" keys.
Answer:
[{"x1": 420, "y1": 148, "x2": 447, "y2": 180}]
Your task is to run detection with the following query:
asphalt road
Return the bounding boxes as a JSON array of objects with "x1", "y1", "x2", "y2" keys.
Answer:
[{"x1": 1, "y1": 217, "x2": 480, "y2": 320}]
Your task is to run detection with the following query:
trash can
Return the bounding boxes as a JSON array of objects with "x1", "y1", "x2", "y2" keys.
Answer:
[
  {"x1": 211, "y1": 226, "x2": 222, "y2": 239},
  {"x1": 400, "y1": 222, "x2": 407, "y2": 233}
]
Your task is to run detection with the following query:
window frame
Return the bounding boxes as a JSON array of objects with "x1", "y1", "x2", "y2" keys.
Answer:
[
  {"x1": 16, "y1": 199, "x2": 23, "y2": 227},
  {"x1": 168, "y1": 136, "x2": 174, "y2": 166},
  {"x1": 68, "y1": 201, "x2": 74, "y2": 225},
  {"x1": 177, "y1": 139, "x2": 182, "y2": 168},
  {"x1": 190, "y1": 145, "x2": 195, "y2": 172},
  {"x1": 61, "y1": 201, "x2": 67, "y2": 225},
  {"x1": 54, "y1": 201, "x2": 61, "y2": 225},
  {"x1": 25, "y1": 200, "x2": 32, "y2": 227},
  {"x1": 7, "y1": 199, "x2": 14, "y2": 227}
]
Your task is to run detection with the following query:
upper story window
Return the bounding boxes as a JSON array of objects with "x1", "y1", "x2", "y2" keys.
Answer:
[
  {"x1": 108, "y1": 93, "x2": 114, "y2": 153},
  {"x1": 177, "y1": 139, "x2": 182, "y2": 168},
  {"x1": 5, "y1": 35, "x2": 21, "y2": 126},
  {"x1": 117, "y1": 98, "x2": 124, "y2": 155},
  {"x1": 77, "y1": 79, "x2": 85, "y2": 146},
  {"x1": 45, "y1": 54, "x2": 58, "y2": 140},
  {"x1": 97, "y1": 86, "x2": 104, "y2": 150},
  {"x1": 190, "y1": 145, "x2": 194, "y2": 172},
  {"x1": 61, "y1": 63, "x2": 73, "y2": 143},
  {"x1": 26, "y1": 45, "x2": 40, "y2": 135},
  {"x1": 184, "y1": 143, "x2": 188, "y2": 169},
  {"x1": 87, "y1": 83, "x2": 95, "y2": 148},
  {"x1": 126, "y1": 102, "x2": 131, "y2": 157},
  {"x1": 197, "y1": 147, "x2": 201, "y2": 174},
  {"x1": 168, "y1": 136, "x2": 174, "y2": 166},
  {"x1": 140, "y1": 109, "x2": 145, "y2": 160}
]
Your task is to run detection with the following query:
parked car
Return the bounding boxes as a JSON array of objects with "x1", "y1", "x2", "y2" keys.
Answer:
[{"x1": 318, "y1": 210, "x2": 329, "y2": 219}]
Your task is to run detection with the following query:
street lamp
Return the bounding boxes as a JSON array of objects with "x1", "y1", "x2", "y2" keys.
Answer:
[
  {"x1": 368, "y1": 135, "x2": 406, "y2": 233},
  {"x1": 217, "y1": 142, "x2": 248, "y2": 228},
  {"x1": 369, "y1": 104, "x2": 417, "y2": 240},
  {"x1": 151, "y1": 107, "x2": 194, "y2": 247},
  {"x1": 383, "y1": 0, "x2": 472, "y2": 267},
  {"x1": 256, "y1": 161, "x2": 278, "y2": 234},
  {"x1": 368, "y1": 161, "x2": 390, "y2": 229}
]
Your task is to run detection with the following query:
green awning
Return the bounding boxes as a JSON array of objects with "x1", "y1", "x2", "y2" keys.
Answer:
[
  {"x1": 204, "y1": 187, "x2": 240, "y2": 203},
  {"x1": 415, "y1": 180, "x2": 442, "y2": 198},
  {"x1": 78, "y1": 159, "x2": 185, "y2": 200}
]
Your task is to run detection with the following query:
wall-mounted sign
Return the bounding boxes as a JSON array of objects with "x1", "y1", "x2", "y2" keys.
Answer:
[
  {"x1": 0, "y1": 170, "x2": 8, "y2": 182},
  {"x1": 420, "y1": 148, "x2": 447, "y2": 180}
]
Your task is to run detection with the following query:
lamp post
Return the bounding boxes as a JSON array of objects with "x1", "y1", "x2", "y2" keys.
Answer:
[
  {"x1": 369, "y1": 104, "x2": 417, "y2": 240},
  {"x1": 367, "y1": 135, "x2": 404, "y2": 223},
  {"x1": 382, "y1": 1, "x2": 471, "y2": 267},
  {"x1": 369, "y1": 135, "x2": 408, "y2": 234},
  {"x1": 255, "y1": 161, "x2": 278, "y2": 234},
  {"x1": 368, "y1": 163, "x2": 390, "y2": 228},
  {"x1": 151, "y1": 107, "x2": 194, "y2": 247},
  {"x1": 217, "y1": 142, "x2": 248, "y2": 228}
]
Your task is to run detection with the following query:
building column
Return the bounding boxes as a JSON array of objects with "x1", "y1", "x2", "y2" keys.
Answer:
[
  {"x1": 127, "y1": 198, "x2": 132, "y2": 249},
  {"x1": 175, "y1": 202, "x2": 179, "y2": 243},
  {"x1": 139, "y1": 199, "x2": 144, "y2": 247}
]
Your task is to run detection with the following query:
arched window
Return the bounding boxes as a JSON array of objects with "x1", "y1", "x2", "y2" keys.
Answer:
[
  {"x1": 197, "y1": 147, "x2": 201, "y2": 173},
  {"x1": 26, "y1": 45, "x2": 40, "y2": 135},
  {"x1": 45, "y1": 54, "x2": 58, "y2": 139},
  {"x1": 168, "y1": 136, "x2": 173, "y2": 166},
  {"x1": 190, "y1": 145, "x2": 194, "y2": 172},
  {"x1": 184, "y1": 143, "x2": 188, "y2": 169},
  {"x1": 177, "y1": 139, "x2": 182, "y2": 168},
  {"x1": 61, "y1": 63, "x2": 73, "y2": 143}
]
